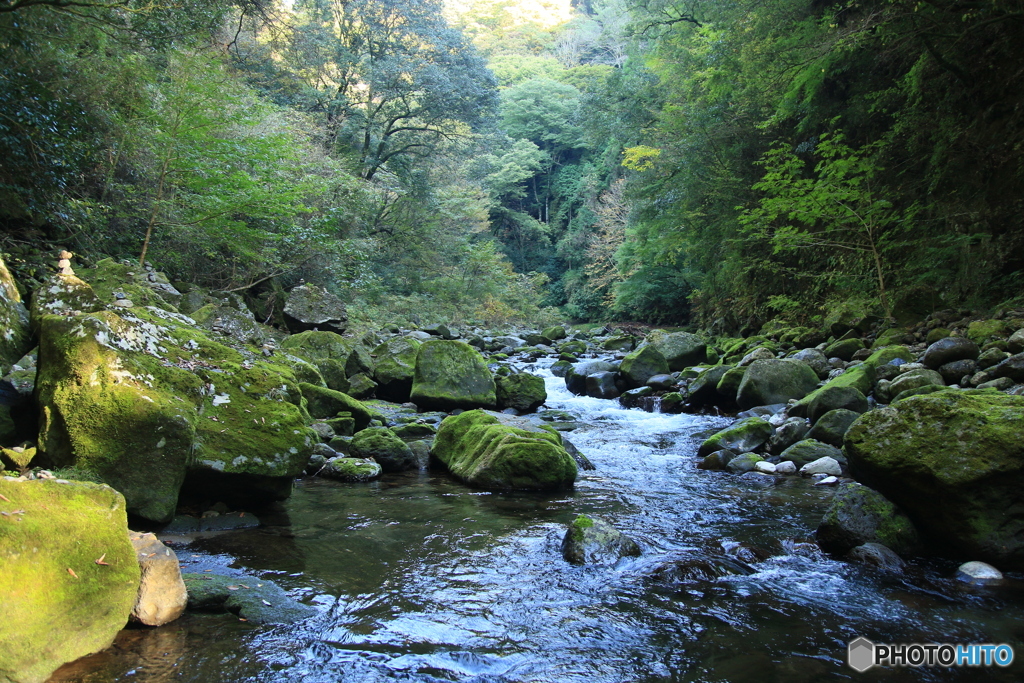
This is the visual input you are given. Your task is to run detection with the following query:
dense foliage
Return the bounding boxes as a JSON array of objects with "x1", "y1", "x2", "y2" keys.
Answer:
[{"x1": 2, "y1": 0, "x2": 1023, "y2": 329}]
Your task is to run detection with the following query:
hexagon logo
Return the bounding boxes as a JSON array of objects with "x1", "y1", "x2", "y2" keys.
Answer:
[{"x1": 848, "y1": 637, "x2": 876, "y2": 672}]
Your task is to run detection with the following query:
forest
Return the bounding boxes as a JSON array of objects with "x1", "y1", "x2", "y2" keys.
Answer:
[{"x1": 2, "y1": 0, "x2": 1023, "y2": 332}]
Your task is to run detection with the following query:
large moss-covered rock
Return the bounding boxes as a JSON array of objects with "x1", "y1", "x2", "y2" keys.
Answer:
[
  {"x1": 736, "y1": 359, "x2": 820, "y2": 410},
  {"x1": 410, "y1": 340, "x2": 496, "y2": 411},
  {"x1": 496, "y1": 372, "x2": 546, "y2": 413},
  {"x1": 372, "y1": 337, "x2": 421, "y2": 402},
  {"x1": 0, "y1": 255, "x2": 32, "y2": 376},
  {"x1": 0, "y1": 479, "x2": 140, "y2": 683},
  {"x1": 816, "y1": 483, "x2": 920, "y2": 556},
  {"x1": 648, "y1": 331, "x2": 706, "y2": 371},
  {"x1": 282, "y1": 283, "x2": 347, "y2": 334},
  {"x1": 432, "y1": 409, "x2": 577, "y2": 490},
  {"x1": 687, "y1": 365, "x2": 731, "y2": 407},
  {"x1": 845, "y1": 391, "x2": 1024, "y2": 567},
  {"x1": 78, "y1": 258, "x2": 181, "y2": 312},
  {"x1": 35, "y1": 291, "x2": 316, "y2": 521},
  {"x1": 697, "y1": 417, "x2": 774, "y2": 458},
  {"x1": 619, "y1": 344, "x2": 669, "y2": 388}
]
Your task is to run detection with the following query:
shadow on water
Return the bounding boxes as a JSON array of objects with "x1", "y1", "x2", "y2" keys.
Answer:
[{"x1": 50, "y1": 364, "x2": 1024, "y2": 682}]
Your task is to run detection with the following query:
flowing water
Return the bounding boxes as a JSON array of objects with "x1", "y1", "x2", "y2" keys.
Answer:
[{"x1": 51, "y1": 361, "x2": 1023, "y2": 682}]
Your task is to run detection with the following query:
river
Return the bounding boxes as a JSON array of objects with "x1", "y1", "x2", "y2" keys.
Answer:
[{"x1": 50, "y1": 361, "x2": 1023, "y2": 682}]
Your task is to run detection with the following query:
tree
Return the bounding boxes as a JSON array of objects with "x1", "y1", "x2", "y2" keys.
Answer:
[
  {"x1": 739, "y1": 132, "x2": 912, "y2": 319},
  {"x1": 287, "y1": 0, "x2": 498, "y2": 180}
]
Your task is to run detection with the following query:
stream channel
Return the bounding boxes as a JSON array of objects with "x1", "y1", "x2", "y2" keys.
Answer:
[{"x1": 51, "y1": 359, "x2": 1023, "y2": 682}]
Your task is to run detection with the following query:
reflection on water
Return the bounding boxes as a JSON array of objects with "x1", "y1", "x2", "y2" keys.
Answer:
[{"x1": 50, "y1": 363, "x2": 1024, "y2": 682}]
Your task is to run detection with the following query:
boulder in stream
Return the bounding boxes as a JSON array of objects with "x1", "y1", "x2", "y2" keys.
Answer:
[
  {"x1": 561, "y1": 514, "x2": 640, "y2": 565},
  {"x1": 432, "y1": 409, "x2": 577, "y2": 490},
  {"x1": 0, "y1": 479, "x2": 140, "y2": 683},
  {"x1": 410, "y1": 340, "x2": 496, "y2": 411}
]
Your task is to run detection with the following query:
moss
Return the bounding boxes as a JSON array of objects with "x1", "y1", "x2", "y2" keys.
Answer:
[
  {"x1": 0, "y1": 479, "x2": 140, "y2": 683},
  {"x1": 372, "y1": 337, "x2": 421, "y2": 402},
  {"x1": 967, "y1": 319, "x2": 1011, "y2": 344},
  {"x1": 410, "y1": 340, "x2": 496, "y2": 411},
  {"x1": 298, "y1": 383, "x2": 372, "y2": 429},
  {"x1": 432, "y1": 409, "x2": 577, "y2": 490},
  {"x1": 845, "y1": 391, "x2": 1024, "y2": 566},
  {"x1": 0, "y1": 255, "x2": 31, "y2": 375},
  {"x1": 864, "y1": 345, "x2": 915, "y2": 368},
  {"x1": 792, "y1": 363, "x2": 876, "y2": 417},
  {"x1": 697, "y1": 417, "x2": 774, "y2": 458},
  {"x1": 78, "y1": 258, "x2": 176, "y2": 312},
  {"x1": 570, "y1": 514, "x2": 594, "y2": 543}
]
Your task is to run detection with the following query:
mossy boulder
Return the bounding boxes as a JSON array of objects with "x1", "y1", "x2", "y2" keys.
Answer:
[
  {"x1": 35, "y1": 297, "x2": 316, "y2": 521},
  {"x1": 561, "y1": 514, "x2": 640, "y2": 565},
  {"x1": 279, "y1": 331, "x2": 355, "y2": 391},
  {"x1": 350, "y1": 427, "x2": 417, "y2": 472},
  {"x1": 687, "y1": 365, "x2": 731, "y2": 407},
  {"x1": 0, "y1": 479, "x2": 140, "y2": 683},
  {"x1": 410, "y1": 340, "x2": 496, "y2": 411},
  {"x1": 966, "y1": 319, "x2": 1011, "y2": 345},
  {"x1": 824, "y1": 337, "x2": 865, "y2": 361},
  {"x1": 697, "y1": 417, "x2": 774, "y2": 458},
  {"x1": 182, "y1": 573, "x2": 314, "y2": 625},
  {"x1": 282, "y1": 283, "x2": 347, "y2": 334},
  {"x1": 807, "y1": 386, "x2": 868, "y2": 424},
  {"x1": 805, "y1": 409, "x2": 861, "y2": 448},
  {"x1": 736, "y1": 359, "x2": 820, "y2": 410},
  {"x1": 432, "y1": 409, "x2": 577, "y2": 490},
  {"x1": 922, "y1": 336, "x2": 980, "y2": 369},
  {"x1": 0, "y1": 255, "x2": 32, "y2": 376},
  {"x1": 542, "y1": 325, "x2": 567, "y2": 341},
  {"x1": 298, "y1": 383, "x2": 372, "y2": 430},
  {"x1": 372, "y1": 337, "x2": 421, "y2": 402},
  {"x1": 815, "y1": 483, "x2": 920, "y2": 556},
  {"x1": 779, "y1": 439, "x2": 844, "y2": 467},
  {"x1": 845, "y1": 391, "x2": 1024, "y2": 567},
  {"x1": 495, "y1": 372, "x2": 547, "y2": 413},
  {"x1": 78, "y1": 258, "x2": 182, "y2": 312},
  {"x1": 864, "y1": 345, "x2": 915, "y2": 368},
  {"x1": 619, "y1": 344, "x2": 670, "y2": 388},
  {"x1": 791, "y1": 363, "x2": 876, "y2": 418},
  {"x1": 888, "y1": 368, "x2": 944, "y2": 398},
  {"x1": 715, "y1": 366, "x2": 747, "y2": 401},
  {"x1": 322, "y1": 456, "x2": 382, "y2": 482},
  {"x1": 648, "y1": 330, "x2": 707, "y2": 371}
]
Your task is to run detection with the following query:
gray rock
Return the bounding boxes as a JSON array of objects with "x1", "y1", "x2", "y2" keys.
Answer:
[
  {"x1": 977, "y1": 347, "x2": 1010, "y2": 369},
  {"x1": 922, "y1": 336, "x2": 980, "y2": 368},
  {"x1": 646, "y1": 374, "x2": 676, "y2": 390},
  {"x1": 815, "y1": 482, "x2": 920, "y2": 556},
  {"x1": 791, "y1": 348, "x2": 830, "y2": 379},
  {"x1": 775, "y1": 461, "x2": 797, "y2": 474},
  {"x1": 889, "y1": 368, "x2": 945, "y2": 397},
  {"x1": 619, "y1": 345, "x2": 670, "y2": 388},
  {"x1": 649, "y1": 330, "x2": 707, "y2": 370},
  {"x1": 1008, "y1": 329, "x2": 1024, "y2": 354},
  {"x1": 779, "y1": 439, "x2": 843, "y2": 467},
  {"x1": 977, "y1": 376, "x2": 1015, "y2": 391},
  {"x1": 727, "y1": 452, "x2": 764, "y2": 474},
  {"x1": 687, "y1": 365, "x2": 732, "y2": 407},
  {"x1": 807, "y1": 386, "x2": 868, "y2": 423},
  {"x1": 847, "y1": 542, "x2": 906, "y2": 572},
  {"x1": 565, "y1": 360, "x2": 617, "y2": 396},
  {"x1": 561, "y1": 515, "x2": 641, "y2": 565},
  {"x1": 806, "y1": 409, "x2": 861, "y2": 448},
  {"x1": 938, "y1": 358, "x2": 977, "y2": 385},
  {"x1": 824, "y1": 337, "x2": 865, "y2": 361},
  {"x1": 697, "y1": 449, "x2": 736, "y2": 471},
  {"x1": 585, "y1": 371, "x2": 620, "y2": 400},
  {"x1": 956, "y1": 560, "x2": 1003, "y2": 584},
  {"x1": 768, "y1": 416, "x2": 810, "y2": 453},
  {"x1": 799, "y1": 456, "x2": 843, "y2": 476},
  {"x1": 283, "y1": 283, "x2": 347, "y2": 334},
  {"x1": 738, "y1": 347, "x2": 776, "y2": 366},
  {"x1": 991, "y1": 353, "x2": 1024, "y2": 383},
  {"x1": 129, "y1": 532, "x2": 187, "y2": 626},
  {"x1": 736, "y1": 359, "x2": 820, "y2": 410}
]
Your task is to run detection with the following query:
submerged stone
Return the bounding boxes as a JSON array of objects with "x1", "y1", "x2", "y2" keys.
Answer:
[{"x1": 561, "y1": 514, "x2": 641, "y2": 565}]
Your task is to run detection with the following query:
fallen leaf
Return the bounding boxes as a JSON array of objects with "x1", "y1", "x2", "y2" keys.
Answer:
[
  {"x1": 146, "y1": 553, "x2": 156, "y2": 557},
  {"x1": 95, "y1": 554, "x2": 109, "y2": 566},
  {"x1": 0, "y1": 493, "x2": 10, "y2": 502},
  {"x1": 239, "y1": 618, "x2": 248, "y2": 622},
  {"x1": 67, "y1": 568, "x2": 79, "y2": 579},
  {"x1": 227, "y1": 585, "x2": 240, "y2": 591},
  {"x1": 240, "y1": 584, "x2": 250, "y2": 589},
  {"x1": 203, "y1": 569, "x2": 213, "y2": 572},
  {"x1": 262, "y1": 599, "x2": 271, "y2": 606},
  {"x1": 261, "y1": 417, "x2": 266, "y2": 424}
]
